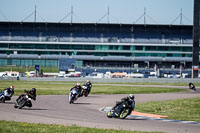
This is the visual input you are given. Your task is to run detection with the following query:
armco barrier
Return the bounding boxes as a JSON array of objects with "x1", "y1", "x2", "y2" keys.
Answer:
[{"x1": 10, "y1": 77, "x2": 200, "y2": 83}]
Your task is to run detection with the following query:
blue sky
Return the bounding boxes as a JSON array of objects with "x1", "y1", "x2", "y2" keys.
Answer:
[{"x1": 0, "y1": 0, "x2": 193, "y2": 25}]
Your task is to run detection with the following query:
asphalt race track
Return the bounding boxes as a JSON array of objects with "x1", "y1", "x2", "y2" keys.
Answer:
[{"x1": 0, "y1": 92, "x2": 200, "y2": 133}]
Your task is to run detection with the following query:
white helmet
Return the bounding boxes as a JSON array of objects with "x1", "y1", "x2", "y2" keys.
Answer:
[
  {"x1": 128, "y1": 94, "x2": 134, "y2": 100},
  {"x1": 76, "y1": 83, "x2": 80, "y2": 86},
  {"x1": 10, "y1": 85, "x2": 14, "y2": 89}
]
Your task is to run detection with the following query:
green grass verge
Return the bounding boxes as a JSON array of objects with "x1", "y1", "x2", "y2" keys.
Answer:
[
  {"x1": 0, "y1": 120, "x2": 161, "y2": 133},
  {"x1": 95, "y1": 82, "x2": 198, "y2": 86},
  {"x1": 91, "y1": 85, "x2": 185, "y2": 94},
  {"x1": 135, "y1": 98, "x2": 200, "y2": 122},
  {"x1": 0, "y1": 81, "x2": 187, "y2": 96}
]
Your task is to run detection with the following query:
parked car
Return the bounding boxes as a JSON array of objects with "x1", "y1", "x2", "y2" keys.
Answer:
[{"x1": 132, "y1": 72, "x2": 144, "y2": 78}]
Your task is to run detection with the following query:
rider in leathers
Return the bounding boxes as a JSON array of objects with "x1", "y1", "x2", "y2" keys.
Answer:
[
  {"x1": 112, "y1": 94, "x2": 135, "y2": 116},
  {"x1": 70, "y1": 83, "x2": 82, "y2": 97},
  {"x1": 0, "y1": 85, "x2": 14, "y2": 101},
  {"x1": 189, "y1": 82, "x2": 196, "y2": 90},
  {"x1": 83, "y1": 80, "x2": 92, "y2": 94},
  {"x1": 16, "y1": 88, "x2": 36, "y2": 107}
]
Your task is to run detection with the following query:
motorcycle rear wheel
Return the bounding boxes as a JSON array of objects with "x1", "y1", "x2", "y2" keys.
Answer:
[
  {"x1": 18, "y1": 100, "x2": 26, "y2": 109},
  {"x1": 107, "y1": 111, "x2": 112, "y2": 118},
  {"x1": 14, "y1": 104, "x2": 18, "y2": 108},
  {"x1": 18, "y1": 105, "x2": 23, "y2": 109},
  {"x1": 84, "y1": 92, "x2": 89, "y2": 97}
]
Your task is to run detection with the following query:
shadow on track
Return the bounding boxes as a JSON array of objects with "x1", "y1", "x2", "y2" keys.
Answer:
[
  {"x1": 192, "y1": 89, "x2": 200, "y2": 93},
  {"x1": 21, "y1": 108, "x2": 49, "y2": 110},
  {"x1": 107, "y1": 117, "x2": 148, "y2": 121},
  {"x1": 125, "y1": 117, "x2": 149, "y2": 121},
  {"x1": 72, "y1": 102, "x2": 91, "y2": 105},
  {"x1": 85, "y1": 95, "x2": 101, "y2": 98},
  {"x1": 0, "y1": 102, "x2": 16, "y2": 104}
]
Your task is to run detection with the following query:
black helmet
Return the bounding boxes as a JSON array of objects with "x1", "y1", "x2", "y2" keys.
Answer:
[{"x1": 32, "y1": 88, "x2": 36, "y2": 93}]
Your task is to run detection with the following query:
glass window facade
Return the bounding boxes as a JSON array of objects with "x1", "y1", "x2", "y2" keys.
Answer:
[
  {"x1": 0, "y1": 59, "x2": 58, "y2": 67},
  {"x1": 0, "y1": 42, "x2": 193, "y2": 58},
  {"x1": 0, "y1": 22, "x2": 195, "y2": 69}
]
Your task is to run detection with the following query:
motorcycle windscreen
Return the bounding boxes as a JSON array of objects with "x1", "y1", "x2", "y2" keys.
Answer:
[{"x1": 72, "y1": 89, "x2": 78, "y2": 94}]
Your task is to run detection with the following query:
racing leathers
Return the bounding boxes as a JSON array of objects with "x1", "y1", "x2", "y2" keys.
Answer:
[
  {"x1": 83, "y1": 82, "x2": 92, "y2": 94},
  {"x1": 0, "y1": 87, "x2": 14, "y2": 100},
  {"x1": 70, "y1": 85, "x2": 82, "y2": 97},
  {"x1": 112, "y1": 96, "x2": 134, "y2": 116}
]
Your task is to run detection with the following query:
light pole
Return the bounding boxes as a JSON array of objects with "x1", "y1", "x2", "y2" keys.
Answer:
[{"x1": 192, "y1": 0, "x2": 200, "y2": 78}]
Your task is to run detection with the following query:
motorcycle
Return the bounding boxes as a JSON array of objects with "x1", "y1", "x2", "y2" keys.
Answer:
[
  {"x1": 189, "y1": 82, "x2": 196, "y2": 91},
  {"x1": 69, "y1": 88, "x2": 79, "y2": 104},
  {"x1": 0, "y1": 90, "x2": 12, "y2": 103},
  {"x1": 107, "y1": 100, "x2": 135, "y2": 119},
  {"x1": 14, "y1": 94, "x2": 32, "y2": 109},
  {"x1": 82, "y1": 85, "x2": 90, "y2": 97}
]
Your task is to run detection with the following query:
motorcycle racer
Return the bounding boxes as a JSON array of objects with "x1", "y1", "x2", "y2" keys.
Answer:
[
  {"x1": 115, "y1": 94, "x2": 134, "y2": 106},
  {"x1": 83, "y1": 80, "x2": 92, "y2": 94},
  {"x1": 16, "y1": 88, "x2": 37, "y2": 102},
  {"x1": 4, "y1": 85, "x2": 14, "y2": 97},
  {"x1": 70, "y1": 83, "x2": 82, "y2": 97},
  {"x1": 112, "y1": 94, "x2": 135, "y2": 117},
  {"x1": 15, "y1": 88, "x2": 37, "y2": 109},
  {"x1": 189, "y1": 82, "x2": 196, "y2": 91},
  {"x1": 0, "y1": 85, "x2": 14, "y2": 102}
]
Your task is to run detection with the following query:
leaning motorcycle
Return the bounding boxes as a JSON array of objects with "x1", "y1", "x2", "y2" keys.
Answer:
[
  {"x1": 69, "y1": 88, "x2": 79, "y2": 104},
  {"x1": 82, "y1": 85, "x2": 90, "y2": 97},
  {"x1": 107, "y1": 100, "x2": 135, "y2": 119},
  {"x1": 14, "y1": 94, "x2": 32, "y2": 109},
  {"x1": 0, "y1": 90, "x2": 12, "y2": 103},
  {"x1": 189, "y1": 83, "x2": 196, "y2": 91}
]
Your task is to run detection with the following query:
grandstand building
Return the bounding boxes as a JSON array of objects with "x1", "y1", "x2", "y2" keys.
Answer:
[{"x1": 0, "y1": 21, "x2": 195, "y2": 71}]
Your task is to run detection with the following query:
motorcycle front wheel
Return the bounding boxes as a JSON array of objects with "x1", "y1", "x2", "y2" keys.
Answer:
[
  {"x1": 18, "y1": 100, "x2": 27, "y2": 109},
  {"x1": 84, "y1": 92, "x2": 89, "y2": 97},
  {"x1": 69, "y1": 96, "x2": 74, "y2": 104},
  {"x1": 119, "y1": 108, "x2": 131, "y2": 119},
  {"x1": 0, "y1": 97, "x2": 5, "y2": 103}
]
